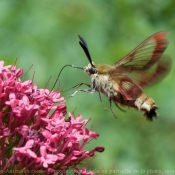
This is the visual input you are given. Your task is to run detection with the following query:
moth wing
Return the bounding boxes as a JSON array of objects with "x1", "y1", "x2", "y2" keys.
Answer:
[
  {"x1": 111, "y1": 74, "x2": 143, "y2": 100},
  {"x1": 113, "y1": 32, "x2": 168, "y2": 70},
  {"x1": 111, "y1": 32, "x2": 170, "y2": 88},
  {"x1": 130, "y1": 55, "x2": 172, "y2": 88},
  {"x1": 110, "y1": 55, "x2": 171, "y2": 100}
]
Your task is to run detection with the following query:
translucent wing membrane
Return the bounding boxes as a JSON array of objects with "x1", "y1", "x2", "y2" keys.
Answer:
[
  {"x1": 135, "y1": 55, "x2": 171, "y2": 87},
  {"x1": 110, "y1": 32, "x2": 170, "y2": 100},
  {"x1": 114, "y1": 56, "x2": 171, "y2": 89},
  {"x1": 113, "y1": 32, "x2": 168, "y2": 70}
]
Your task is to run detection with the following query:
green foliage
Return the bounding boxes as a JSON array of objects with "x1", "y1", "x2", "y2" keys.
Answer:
[{"x1": 0, "y1": 0, "x2": 175, "y2": 174}]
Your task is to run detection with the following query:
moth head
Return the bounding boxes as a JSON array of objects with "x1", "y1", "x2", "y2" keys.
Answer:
[
  {"x1": 84, "y1": 62, "x2": 97, "y2": 76},
  {"x1": 78, "y1": 35, "x2": 97, "y2": 76}
]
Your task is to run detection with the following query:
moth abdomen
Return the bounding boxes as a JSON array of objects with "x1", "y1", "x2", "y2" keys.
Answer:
[
  {"x1": 143, "y1": 107, "x2": 158, "y2": 121},
  {"x1": 135, "y1": 93, "x2": 158, "y2": 121}
]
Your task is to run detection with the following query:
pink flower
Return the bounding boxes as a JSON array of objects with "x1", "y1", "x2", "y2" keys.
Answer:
[
  {"x1": 0, "y1": 61, "x2": 104, "y2": 174},
  {"x1": 37, "y1": 145, "x2": 58, "y2": 168},
  {"x1": 13, "y1": 140, "x2": 37, "y2": 159}
]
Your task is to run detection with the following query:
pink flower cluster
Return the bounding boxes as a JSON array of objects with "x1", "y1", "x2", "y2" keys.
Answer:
[{"x1": 0, "y1": 61, "x2": 104, "y2": 174}]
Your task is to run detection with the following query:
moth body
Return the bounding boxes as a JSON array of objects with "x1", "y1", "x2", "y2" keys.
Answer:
[
  {"x1": 84, "y1": 63, "x2": 157, "y2": 120},
  {"x1": 73, "y1": 32, "x2": 171, "y2": 121}
]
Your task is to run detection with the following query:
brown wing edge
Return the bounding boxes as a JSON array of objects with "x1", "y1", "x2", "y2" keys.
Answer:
[{"x1": 138, "y1": 55, "x2": 172, "y2": 88}]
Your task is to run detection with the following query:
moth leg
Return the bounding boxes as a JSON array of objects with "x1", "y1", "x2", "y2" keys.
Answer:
[
  {"x1": 109, "y1": 99, "x2": 117, "y2": 119},
  {"x1": 61, "y1": 83, "x2": 91, "y2": 92},
  {"x1": 114, "y1": 102, "x2": 126, "y2": 112},
  {"x1": 67, "y1": 88, "x2": 95, "y2": 99},
  {"x1": 98, "y1": 92, "x2": 107, "y2": 111}
]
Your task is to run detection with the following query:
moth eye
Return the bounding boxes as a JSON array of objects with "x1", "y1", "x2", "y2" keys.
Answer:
[{"x1": 89, "y1": 67, "x2": 97, "y2": 74}]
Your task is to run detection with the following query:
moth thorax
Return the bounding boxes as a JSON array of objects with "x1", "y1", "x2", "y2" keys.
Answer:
[{"x1": 92, "y1": 74, "x2": 118, "y2": 98}]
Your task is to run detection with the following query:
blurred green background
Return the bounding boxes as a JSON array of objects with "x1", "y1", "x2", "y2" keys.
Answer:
[{"x1": 1, "y1": 0, "x2": 175, "y2": 174}]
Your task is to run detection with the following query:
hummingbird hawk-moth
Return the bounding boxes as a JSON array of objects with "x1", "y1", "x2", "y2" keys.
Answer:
[{"x1": 60, "y1": 32, "x2": 171, "y2": 121}]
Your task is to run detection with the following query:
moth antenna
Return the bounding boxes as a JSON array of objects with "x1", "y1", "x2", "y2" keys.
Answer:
[
  {"x1": 78, "y1": 35, "x2": 95, "y2": 67},
  {"x1": 21, "y1": 64, "x2": 33, "y2": 81},
  {"x1": 50, "y1": 64, "x2": 84, "y2": 93}
]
